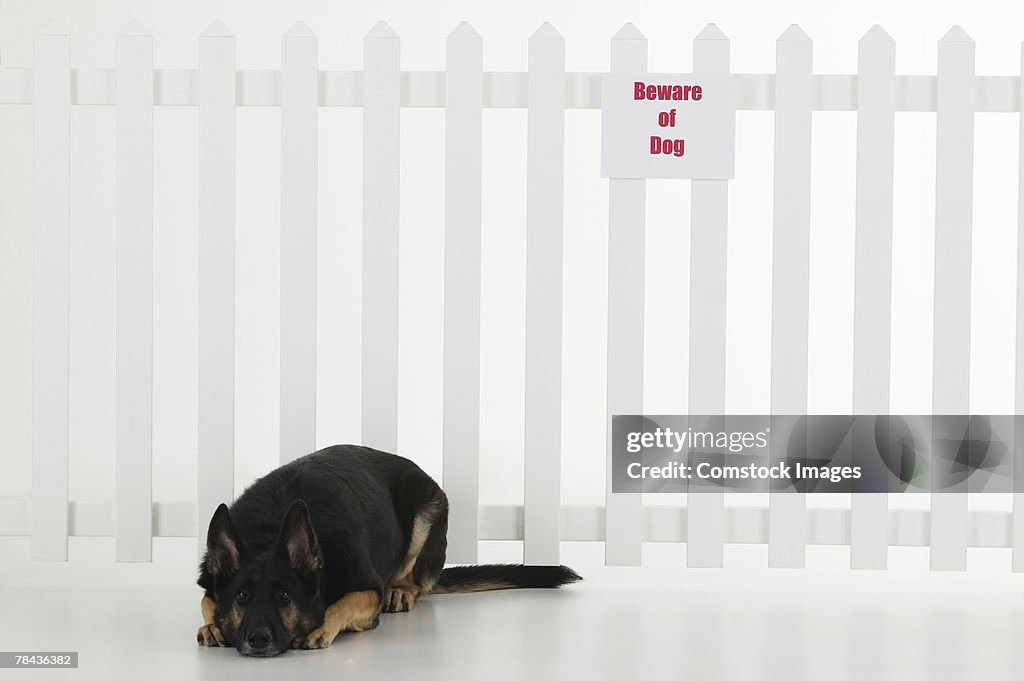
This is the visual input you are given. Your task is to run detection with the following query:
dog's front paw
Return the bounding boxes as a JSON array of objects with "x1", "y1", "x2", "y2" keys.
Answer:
[
  {"x1": 302, "y1": 626, "x2": 336, "y2": 649},
  {"x1": 197, "y1": 623, "x2": 225, "y2": 647}
]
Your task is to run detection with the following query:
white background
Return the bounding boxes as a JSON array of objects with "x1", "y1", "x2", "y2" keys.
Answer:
[{"x1": 0, "y1": 0, "x2": 1022, "y2": 555}]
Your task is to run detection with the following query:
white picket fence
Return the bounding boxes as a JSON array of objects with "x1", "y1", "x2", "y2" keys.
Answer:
[{"x1": 2, "y1": 19, "x2": 1023, "y2": 571}]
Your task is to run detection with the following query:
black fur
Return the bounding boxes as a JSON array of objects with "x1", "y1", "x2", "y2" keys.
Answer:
[
  {"x1": 197, "y1": 445, "x2": 580, "y2": 656},
  {"x1": 434, "y1": 564, "x2": 582, "y2": 592}
]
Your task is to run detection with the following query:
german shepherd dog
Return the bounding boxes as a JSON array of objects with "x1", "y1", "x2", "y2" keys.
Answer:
[{"x1": 197, "y1": 445, "x2": 580, "y2": 656}]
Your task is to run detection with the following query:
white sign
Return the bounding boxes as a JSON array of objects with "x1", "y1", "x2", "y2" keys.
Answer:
[{"x1": 601, "y1": 74, "x2": 736, "y2": 179}]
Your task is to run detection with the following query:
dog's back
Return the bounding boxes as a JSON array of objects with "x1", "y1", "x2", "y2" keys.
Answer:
[{"x1": 225, "y1": 445, "x2": 427, "y2": 600}]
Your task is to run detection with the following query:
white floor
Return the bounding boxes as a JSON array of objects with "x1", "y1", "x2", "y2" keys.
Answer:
[{"x1": 3, "y1": 540, "x2": 1024, "y2": 680}]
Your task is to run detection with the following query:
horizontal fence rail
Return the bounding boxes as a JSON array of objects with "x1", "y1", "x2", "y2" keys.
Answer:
[
  {"x1": 1, "y1": 69, "x2": 1023, "y2": 111},
  {"x1": 0, "y1": 501, "x2": 1018, "y2": 549},
  {"x1": 4, "y1": 21, "x2": 1024, "y2": 572}
]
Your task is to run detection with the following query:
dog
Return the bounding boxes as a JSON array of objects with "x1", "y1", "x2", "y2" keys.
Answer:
[{"x1": 197, "y1": 445, "x2": 581, "y2": 656}]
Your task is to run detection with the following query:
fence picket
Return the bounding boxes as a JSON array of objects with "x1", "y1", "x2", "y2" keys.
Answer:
[
  {"x1": 114, "y1": 21, "x2": 155, "y2": 562},
  {"x1": 850, "y1": 25, "x2": 895, "y2": 570},
  {"x1": 604, "y1": 23, "x2": 646, "y2": 567},
  {"x1": 768, "y1": 24, "x2": 813, "y2": 568},
  {"x1": 930, "y1": 26, "x2": 974, "y2": 572},
  {"x1": 30, "y1": 21, "x2": 72, "y2": 561},
  {"x1": 686, "y1": 23, "x2": 730, "y2": 569},
  {"x1": 442, "y1": 22, "x2": 484, "y2": 563},
  {"x1": 1015, "y1": 42, "x2": 1024, "y2": 573},
  {"x1": 280, "y1": 22, "x2": 319, "y2": 464},
  {"x1": 197, "y1": 21, "x2": 236, "y2": 552},
  {"x1": 523, "y1": 23, "x2": 565, "y2": 565},
  {"x1": 362, "y1": 22, "x2": 401, "y2": 454}
]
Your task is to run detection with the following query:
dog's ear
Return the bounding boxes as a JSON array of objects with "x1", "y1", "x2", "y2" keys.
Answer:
[
  {"x1": 206, "y1": 503, "x2": 245, "y2": 576},
  {"x1": 277, "y1": 499, "x2": 323, "y2": 575}
]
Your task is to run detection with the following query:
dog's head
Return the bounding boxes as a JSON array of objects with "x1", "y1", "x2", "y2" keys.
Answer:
[{"x1": 200, "y1": 500, "x2": 326, "y2": 656}]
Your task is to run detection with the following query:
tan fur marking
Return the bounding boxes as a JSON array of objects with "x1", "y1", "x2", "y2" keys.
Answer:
[
  {"x1": 201, "y1": 595, "x2": 216, "y2": 625},
  {"x1": 302, "y1": 590, "x2": 380, "y2": 649},
  {"x1": 214, "y1": 602, "x2": 244, "y2": 645},
  {"x1": 225, "y1": 603, "x2": 243, "y2": 630},
  {"x1": 197, "y1": 596, "x2": 225, "y2": 647},
  {"x1": 280, "y1": 602, "x2": 300, "y2": 633},
  {"x1": 281, "y1": 601, "x2": 317, "y2": 648},
  {"x1": 392, "y1": 507, "x2": 435, "y2": 584},
  {"x1": 391, "y1": 497, "x2": 440, "y2": 585},
  {"x1": 382, "y1": 498, "x2": 442, "y2": 613},
  {"x1": 432, "y1": 580, "x2": 513, "y2": 594}
]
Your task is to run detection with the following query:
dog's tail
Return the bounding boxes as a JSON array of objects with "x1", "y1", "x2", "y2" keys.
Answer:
[{"x1": 431, "y1": 564, "x2": 581, "y2": 594}]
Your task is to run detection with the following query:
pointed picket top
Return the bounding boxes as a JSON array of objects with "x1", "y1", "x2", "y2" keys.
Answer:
[
  {"x1": 940, "y1": 25, "x2": 973, "y2": 43},
  {"x1": 449, "y1": 21, "x2": 480, "y2": 40},
  {"x1": 612, "y1": 23, "x2": 645, "y2": 41},
  {"x1": 37, "y1": 18, "x2": 69, "y2": 36},
  {"x1": 119, "y1": 19, "x2": 152, "y2": 36},
  {"x1": 284, "y1": 20, "x2": 316, "y2": 38},
  {"x1": 696, "y1": 23, "x2": 728, "y2": 41},
  {"x1": 778, "y1": 24, "x2": 811, "y2": 42},
  {"x1": 201, "y1": 20, "x2": 234, "y2": 38},
  {"x1": 531, "y1": 22, "x2": 563, "y2": 41},
  {"x1": 366, "y1": 20, "x2": 398, "y2": 39},
  {"x1": 860, "y1": 24, "x2": 893, "y2": 43}
]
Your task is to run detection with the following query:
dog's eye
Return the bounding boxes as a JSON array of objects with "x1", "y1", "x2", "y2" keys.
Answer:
[
  {"x1": 235, "y1": 590, "x2": 250, "y2": 605},
  {"x1": 277, "y1": 590, "x2": 291, "y2": 603}
]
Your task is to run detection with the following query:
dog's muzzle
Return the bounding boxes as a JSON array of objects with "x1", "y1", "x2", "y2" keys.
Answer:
[{"x1": 238, "y1": 626, "x2": 286, "y2": 657}]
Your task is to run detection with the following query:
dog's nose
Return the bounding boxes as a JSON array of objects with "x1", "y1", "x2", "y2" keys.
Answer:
[{"x1": 246, "y1": 627, "x2": 273, "y2": 650}]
